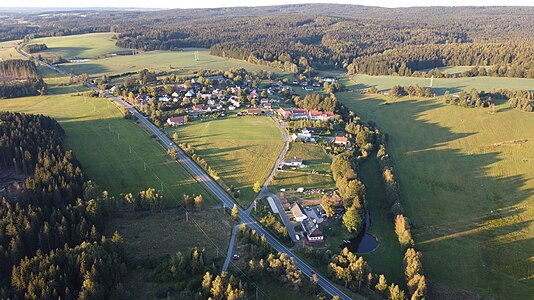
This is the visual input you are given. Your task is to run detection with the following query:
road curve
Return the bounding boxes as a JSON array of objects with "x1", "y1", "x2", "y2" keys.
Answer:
[{"x1": 20, "y1": 46, "x2": 353, "y2": 300}]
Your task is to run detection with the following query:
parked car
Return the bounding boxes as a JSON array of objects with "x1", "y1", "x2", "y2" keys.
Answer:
[{"x1": 232, "y1": 254, "x2": 240, "y2": 260}]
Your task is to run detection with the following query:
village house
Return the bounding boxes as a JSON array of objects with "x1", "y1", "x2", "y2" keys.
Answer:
[
  {"x1": 136, "y1": 94, "x2": 151, "y2": 104},
  {"x1": 247, "y1": 108, "x2": 262, "y2": 116},
  {"x1": 185, "y1": 89, "x2": 195, "y2": 98},
  {"x1": 303, "y1": 219, "x2": 324, "y2": 242},
  {"x1": 263, "y1": 103, "x2": 273, "y2": 110},
  {"x1": 276, "y1": 108, "x2": 292, "y2": 119},
  {"x1": 158, "y1": 95, "x2": 172, "y2": 102},
  {"x1": 290, "y1": 203, "x2": 308, "y2": 222},
  {"x1": 292, "y1": 109, "x2": 309, "y2": 120},
  {"x1": 308, "y1": 110, "x2": 335, "y2": 121},
  {"x1": 291, "y1": 129, "x2": 313, "y2": 141},
  {"x1": 322, "y1": 77, "x2": 338, "y2": 83},
  {"x1": 281, "y1": 157, "x2": 303, "y2": 168},
  {"x1": 334, "y1": 136, "x2": 349, "y2": 146},
  {"x1": 167, "y1": 115, "x2": 186, "y2": 126},
  {"x1": 199, "y1": 93, "x2": 212, "y2": 100}
]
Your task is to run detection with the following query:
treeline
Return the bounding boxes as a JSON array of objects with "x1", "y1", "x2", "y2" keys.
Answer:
[
  {"x1": 22, "y1": 43, "x2": 47, "y2": 53},
  {"x1": 487, "y1": 88, "x2": 534, "y2": 112},
  {"x1": 0, "y1": 60, "x2": 46, "y2": 98},
  {"x1": 367, "y1": 84, "x2": 432, "y2": 98},
  {"x1": 0, "y1": 112, "x2": 125, "y2": 298},
  {"x1": 347, "y1": 42, "x2": 534, "y2": 79},
  {"x1": 293, "y1": 93, "x2": 338, "y2": 112}
]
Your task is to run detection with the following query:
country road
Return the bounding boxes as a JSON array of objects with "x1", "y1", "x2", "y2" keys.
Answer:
[{"x1": 18, "y1": 46, "x2": 353, "y2": 300}]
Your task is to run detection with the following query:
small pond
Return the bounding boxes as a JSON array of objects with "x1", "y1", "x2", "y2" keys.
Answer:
[{"x1": 340, "y1": 211, "x2": 379, "y2": 254}]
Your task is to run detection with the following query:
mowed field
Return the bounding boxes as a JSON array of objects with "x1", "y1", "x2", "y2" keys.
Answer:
[
  {"x1": 27, "y1": 32, "x2": 128, "y2": 59},
  {"x1": 350, "y1": 74, "x2": 534, "y2": 95},
  {"x1": 271, "y1": 142, "x2": 336, "y2": 191},
  {"x1": 0, "y1": 39, "x2": 25, "y2": 60},
  {"x1": 60, "y1": 48, "x2": 281, "y2": 78},
  {"x1": 0, "y1": 72, "x2": 213, "y2": 205},
  {"x1": 338, "y1": 84, "x2": 534, "y2": 298},
  {"x1": 167, "y1": 115, "x2": 285, "y2": 206}
]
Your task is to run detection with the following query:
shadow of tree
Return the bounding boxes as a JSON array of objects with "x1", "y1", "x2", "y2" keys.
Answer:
[{"x1": 339, "y1": 94, "x2": 534, "y2": 299}]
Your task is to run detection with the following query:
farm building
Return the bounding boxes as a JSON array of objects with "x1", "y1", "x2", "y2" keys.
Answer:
[
  {"x1": 333, "y1": 136, "x2": 348, "y2": 146},
  {"x1": 281, "y1": 157, "x2": 303, "y2": 167},
  {"x1": 247, "y1": 109, "x2": 262, "y2": 115},
  {"x1": 290, "y1": 203, "x2": 308, "y2": 222},
  {"x1": 167, "y1": 116, "x2": 186, "y2": 126}
]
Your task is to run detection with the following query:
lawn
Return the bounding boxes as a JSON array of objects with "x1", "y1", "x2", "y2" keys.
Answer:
[
  {"x1": 348, "y1": 74, "x2": 534, "y2": 95},
  {"x1": 0, "y1": 39, "x2": 25, "y2": 60},
  {"x1": 359, "y1": 157, "x2": 404, "y2": 285},
  {"x1": 271, "y1": 142, "x2": 336, "y2": 191},
  {"x1": 337, "y1": 90, "x2": 534, "y2": 299},
  {"x1": 167, "y1": 115, "x2": 285, "y2": 207},
  {"x1": 27, "y1": 32, "x2": 128, "y2": 59},
  {"x1": 0, "y1": 71, "x2": 213, "y2": 205},
  {"x1": 59, "y1": 48, "x2": 282, "y2": 78}
]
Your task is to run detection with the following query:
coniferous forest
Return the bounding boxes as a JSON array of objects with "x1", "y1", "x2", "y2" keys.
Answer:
[{"x1": 0, "y1": 60, "x2": 46, "y2": 98}]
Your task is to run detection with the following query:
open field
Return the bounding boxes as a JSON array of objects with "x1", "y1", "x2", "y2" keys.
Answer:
[
  {"x1": 59, "y1": 48, "x2": 282, "y2": 78},
  {"x1": 271, "y1": 142, "x2": 335, "y2": 191},
  {"x1": 349, "y1": 74, "x2": 534, "y2": 95},
  {"x1": 28, "y1": 32, "x2": 128, "y2": 59},
  {"x1": 167, "y1": 115, "x2": 284, "y2": 206},
  {"x1": 0, "y1": 39, "x2": 25, "y2": 60},
  {"x1": 338, "y1": 89, "x2": 534, "y2": 299},
  {"x1": 0, "y1": 72, "x2": 213, "y2": 205},
  {"x1": 106, "y1": 208, "x2": 233, "y2": 299}
]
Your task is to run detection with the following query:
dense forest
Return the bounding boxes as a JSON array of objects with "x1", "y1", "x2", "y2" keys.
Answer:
[
  {"x1": 0, "y1": 112, "x2": 125, "y2": 298},
  {"x1": 0, "y1": 60, "x2": 46, "y2": 98},
  {"x1": 2, "y1": 5, "x2": 534, "y2": 74}
]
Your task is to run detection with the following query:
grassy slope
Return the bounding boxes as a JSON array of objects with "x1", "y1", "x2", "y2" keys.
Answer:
[
  {"x1": 0, "y1": 40, "x2": 25, "y2": 60},
  {"x1": 167, "y1": 115, "x2": 284, "y2": 207},
  {"x1": 60, "y1": 48, "x2": 281, "y2": 78},
  {"x1": 271, "y1": 142, "x2": 336, "y2": 191},
  {"x1": 28, "y1": 32, "x2": 127, "y2": 59},
  {"x1": 350, "y1": 74, "x2": 534, "y2": 95},
  {"x1": 338, "y1": 86, "x2": 534, "y2": 298},
  {"x1": 0, "y1": 72, "x2": 213, "y2": 205}
]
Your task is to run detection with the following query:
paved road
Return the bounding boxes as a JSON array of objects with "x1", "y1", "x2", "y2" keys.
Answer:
[
  {"x1": 222, "y1": 224, "x2": 240, "y2": 272},
  {"x1": 23, "y1": 48, "x2": 353, "y2": 300}
]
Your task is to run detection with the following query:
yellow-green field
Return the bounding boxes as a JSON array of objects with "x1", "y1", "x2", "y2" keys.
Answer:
[
  {"x1": 349, "y1": 74, "x2": 534, "y2": 95},
  {"x1": 59, "y1": 48, "x2": 282, "y2": 78},
  {"x1": 338, "y1": 84, "x2": 534, "y2": 299},
  {"x1": 167, "y1": 115, "x2": 285, "y2": 206},
  {"x1": 0, "y1": 39, "x2": 25, "y2": 60},
  {"x1": 28, "y1": 32, "x2": 128, "y2": 59},
  {"x1": 271, "y1": 142, "x2": 335, "y2": 191},
  {"x1": 0, "y1": 71, "x2": 213, "y2": 205}
]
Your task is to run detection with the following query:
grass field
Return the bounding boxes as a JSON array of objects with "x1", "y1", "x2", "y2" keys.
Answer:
[
  {"x1": 28, "y1": 32, "x2": 128, "y2": 59},
  {"x1": 59, "y1": 48, "x2": 282, "y2": 78},
  {"x1": 349, "y1": 74, "x2": 534, "y2": 95},
  {"x1": 0, "y1": 39, "x2": 25, "y2": 60},
  {"x1": 106, "y1": 208, "x2": 233, "y2": 299},
  {"x1": 271, "y1": 142, "x2": 335, "y2": 191},
  {"x1": 0, "y1": 72, "x2": 213, "y2": 205},
  {"x1": 167, "y1": 115, "x2": 284, "y2": 207},
  {"x1": 338, "y1": 86, "x2": 534, "y2": 299}
]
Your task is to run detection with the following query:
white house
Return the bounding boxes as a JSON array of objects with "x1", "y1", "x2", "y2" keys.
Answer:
[
  {"x1": 290, "y1": 203, "x2": 308, "y2": 222},
  {"x1": 167, "y1": 116, "x2": 186, "y2": 126}
]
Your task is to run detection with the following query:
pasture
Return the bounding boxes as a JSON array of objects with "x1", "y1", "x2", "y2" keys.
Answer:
[
  {"x1": 0, "y1": 39, "x2": 25, "y2": 60},
  {"x1": 337, "y1": 90, "x2": 534, "y2": 299},
  {"x1": 349, "y1": 74, "x2": 534, "y2": 95},
  {"x1": 167, "y1": 115, "x2": 285, "y2": 207},
  {"x1": 59, "y1": 48, "x2": 282, "y2": 78},
  {"x1": 28, "y1": 32, "x2": 128, "y2": 59},
  {"x1": 271, "y1": 142, "x2": 335, "y2": 191},
  {"x1": 0, "y1": 72, "x2": 213, "y2": 205}
]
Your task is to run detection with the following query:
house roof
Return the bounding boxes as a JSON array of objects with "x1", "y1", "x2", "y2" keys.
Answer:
[
  {"x1": 168, "y1": 116, "x2": 186, "y2": 123},
  {"x1": 247, "y1": 109, "x2": 262, "y2": 114},
  {"x1": 290, "y1": 203, "x2": 306, "y2": 218},
  {"x1": 334, "y1": 136, "x2": 348, "y2": 143},
  {"x1": 283, "y1": 157, "x2": 303, "y2": 164},
  {"x1": 293, "y1": 109, "x2": 308, "y2": 115}
]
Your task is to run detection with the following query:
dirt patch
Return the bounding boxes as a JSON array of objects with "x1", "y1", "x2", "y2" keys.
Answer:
[
  {"x1": 490, "y1": 139, "x2": 531, "y2": 147},
  {"x1": 0, "y1": 168, "x2": 26, "y2": 198},
  {"x1": 428, "y1": 281, "x2": 495, "y2": 300}
]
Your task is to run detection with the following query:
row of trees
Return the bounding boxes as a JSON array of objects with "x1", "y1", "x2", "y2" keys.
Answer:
[{"x1": 22, "y1": 43, "x2": 48, "y2": 54}]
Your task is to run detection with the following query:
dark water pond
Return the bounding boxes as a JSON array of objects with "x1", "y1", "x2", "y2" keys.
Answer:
[{"x1": 340, "y1": 211, "x2": 379, "y2": 254}]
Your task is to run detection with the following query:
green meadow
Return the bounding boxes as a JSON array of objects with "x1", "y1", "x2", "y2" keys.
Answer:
[
  {"x1": 0, "y1": 39, "x2": 25, "y2": 60},
  {"x1": 338, "y1": 82, "x2": 534, "y2": 299},
  {"x1": 167, "y1": 115, "x2": 285, "y2": 207},
  {"x1": 28, "y1": 32, "x2": 128, "y2": 59},
  {"x1": 349, "y1": 74, "x2": 534, "y2": 95},
  {"x1": 59, "y1": 48, "x2": 281, "y2": 78},
  {"x1": 0, "y1": 72, "x2": 213, "y2": 205}
]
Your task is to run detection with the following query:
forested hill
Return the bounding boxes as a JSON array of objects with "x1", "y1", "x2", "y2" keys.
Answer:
[
  {"x1": 2, "y1": 5, "x2": 534, "y2": 73},
  {"x1": 0, "y1": 59, "x2": 40, "y2": 80}
]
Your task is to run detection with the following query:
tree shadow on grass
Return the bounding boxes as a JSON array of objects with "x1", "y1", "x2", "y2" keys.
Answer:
[{"x1": 339, "y1": 95, "x2": 534, "y2": 299}]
